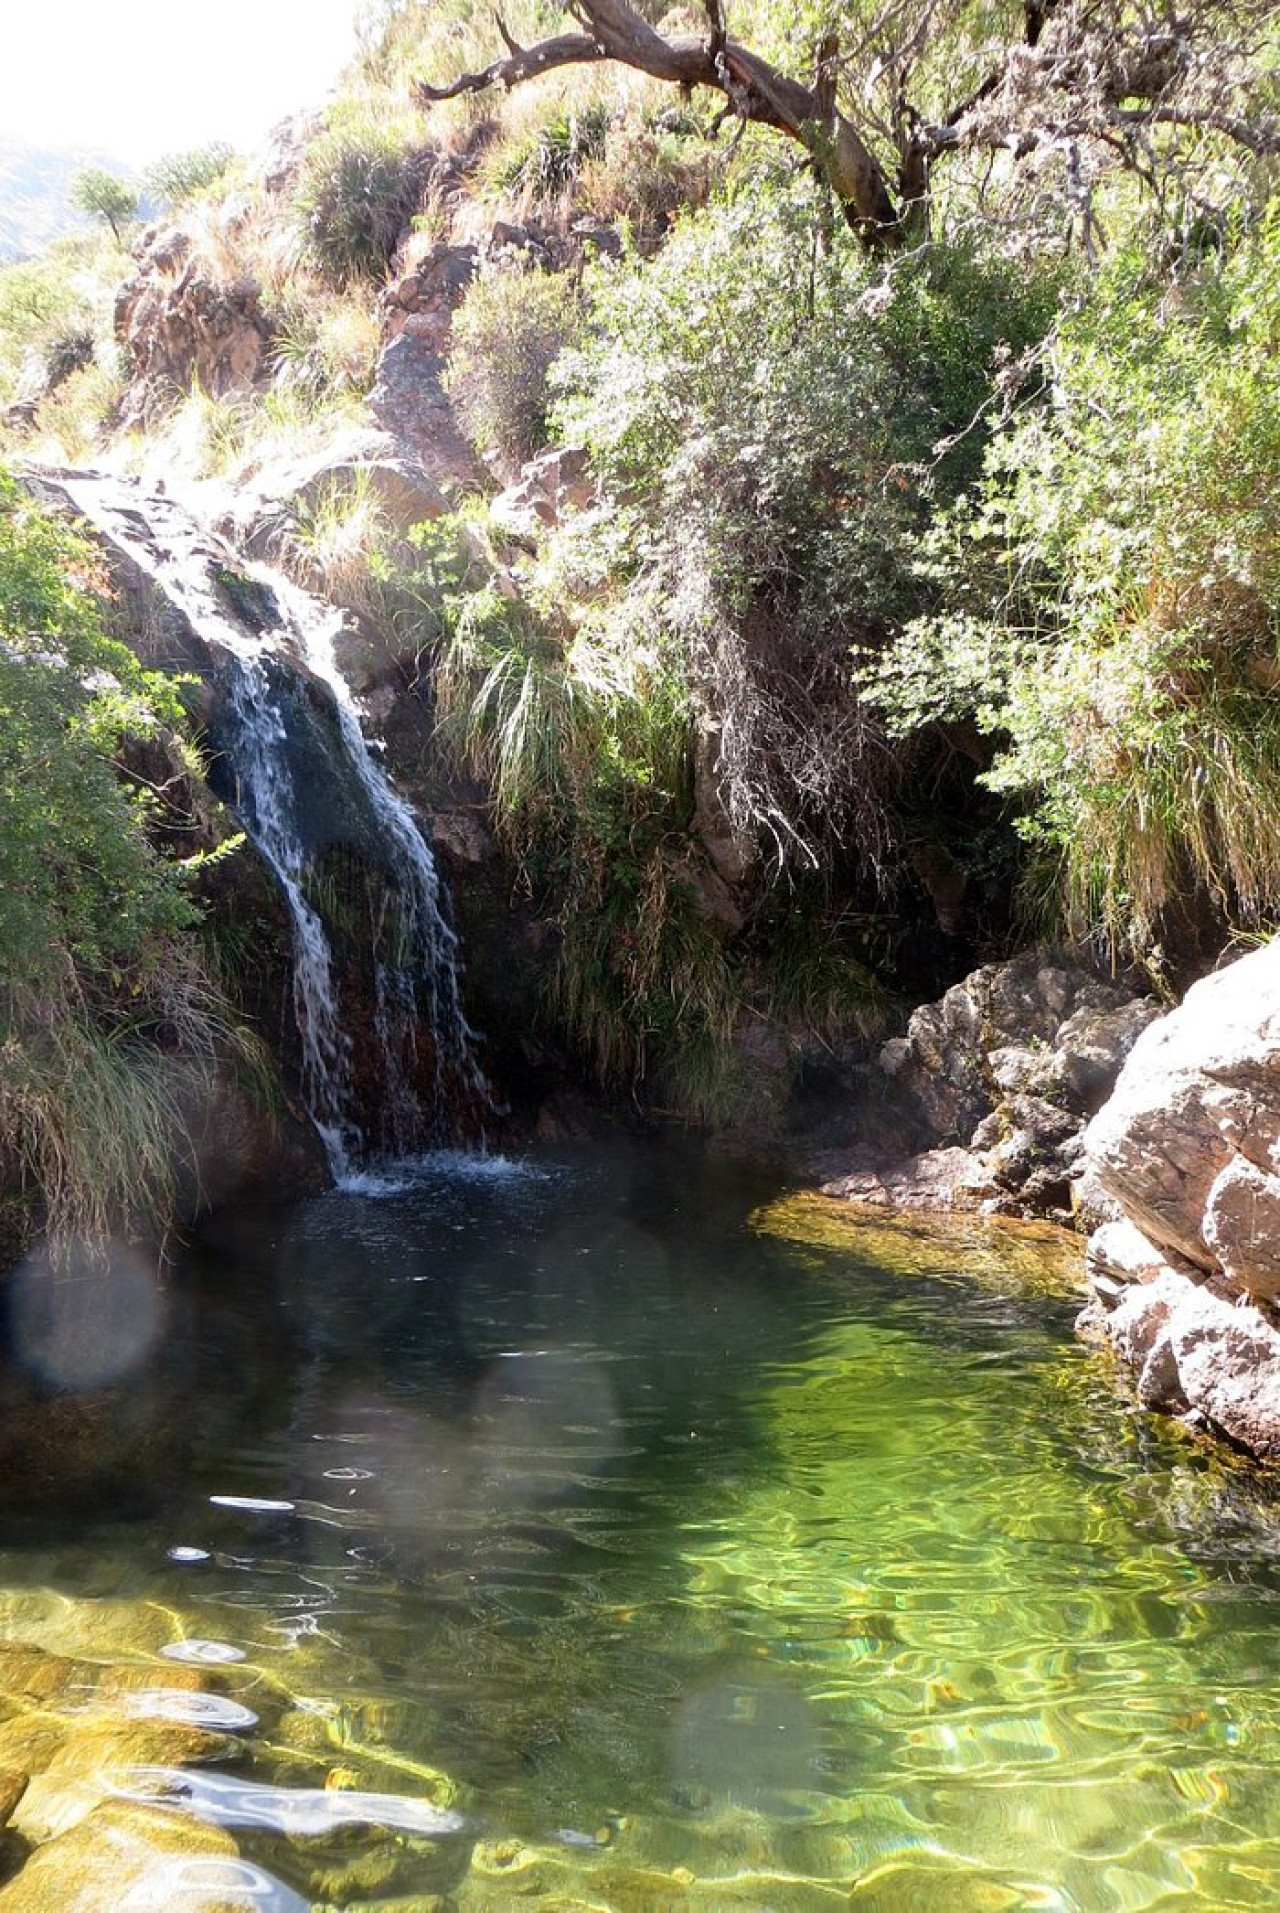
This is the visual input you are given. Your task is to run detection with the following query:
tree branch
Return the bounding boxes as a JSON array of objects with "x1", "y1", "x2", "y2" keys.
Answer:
[
  {"x1": 416, "y1": 30, "x2": 607, "y2": 101},
  {"x1": 416, "y1": 0, "x2": 901, "y2": 240}
]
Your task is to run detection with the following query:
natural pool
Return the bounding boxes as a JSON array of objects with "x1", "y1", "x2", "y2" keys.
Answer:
[{"x1": 3, "y1": 1140, "x2": 1280, "y2": 1909}]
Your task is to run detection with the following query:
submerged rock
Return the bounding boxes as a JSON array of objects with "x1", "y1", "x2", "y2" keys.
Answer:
[
  {"x1": 1079, "y1": 941, "x2": 1280, "y2": 1458},
  {"x1": 0, "y1": 1801, "x2": 251, "y2": 1912}
]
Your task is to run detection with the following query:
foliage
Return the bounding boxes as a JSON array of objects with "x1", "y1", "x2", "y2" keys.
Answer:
[
  {"x1": 447, "y1": 267, "x2": 582, "y2": 476},
  {"x1": 553, "y1": 177, "x2": 1057, "y2": 879},
  {"x1": 145, "y1": 143, "x2": 236, "y2": 207},
  {"x1": 0, "y1": 471, "x2": 193, "y2": 988},
  {"x1": 0, "y1": 242, "x2": 110, "y2": 411},
  {"x1": 70, "y1": 168, "x2": 139, "y2": 245},
  {"x1": 294, "y1": 117, "x2": 431, "y2": 285},
  {"x1": 271, "y1": 293, "x2": 381, "y2": 402},
  {"x1": 0, "y1": 471, "x2": 264, "y2": 1247},
  {"x1": 488, "y1": 101, "x2": 613, "y2": 208},
  {"x1": 424, "y1": 506, "x2": 887, "y2": 1117},
  {"x1": 861, "y1": 211, "x2": 1280, "y2": 956}
]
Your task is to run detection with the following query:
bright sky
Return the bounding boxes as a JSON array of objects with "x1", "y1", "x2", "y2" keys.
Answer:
[{"x1": 4, "y1": 0, "x2": 363, "y2": 167}]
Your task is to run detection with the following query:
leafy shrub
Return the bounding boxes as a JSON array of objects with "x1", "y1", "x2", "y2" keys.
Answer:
[
  {"x1": 40, "y1": 325, "x2": 95, "y2": 389},
  {"x1": 145, "y1": 143, "x2": 236, "y2": 207},
  {"x1": 862, "y1": 212, "x2": 1280, "y2": 958},
  {"x1": 0, "y1": 471, "x2": 263, "y2": 1247},
  {"x1": 0, "y1": 252, "x2": 95, "y2": 407},
  {"x1": 447, "y1": 267, "x2": 581, "y2": 477},
  {"x1": 295, "y1": 122, "x2": 430, "y2": 284},
  {"x1": 553, "y1": 177, "x2": 1056, "y2": 881}
]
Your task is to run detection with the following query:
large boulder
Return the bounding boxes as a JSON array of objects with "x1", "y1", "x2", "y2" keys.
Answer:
[
  {"x1": 821, "y1": 952, "x2": 1159, "y2": 1218},
  {"x1": 1083, "y1": 941, "x2": 1280, "y2": 1281},
  {"x1": 370, "y1": 245, "x2": 484, "y2": 492},
  {"x1": 1078, "y1": 941, "x2": 1280, "y2": 1457}
]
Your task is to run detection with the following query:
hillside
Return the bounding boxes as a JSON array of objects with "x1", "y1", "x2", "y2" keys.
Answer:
[{"x1": 0, "y1": 138, "x2": 136, "y2": 262}]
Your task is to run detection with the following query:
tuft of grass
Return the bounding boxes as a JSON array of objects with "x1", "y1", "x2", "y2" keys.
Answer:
[
  {"x1": 0, "y1": 957, "x2": 275, "y2": 1257},
  {"x1": 271, "y1": 294, "x2": 382, "y2": 402},
  {"x1": 294, "y1": 113, "x2": 433, "y2": 286}
]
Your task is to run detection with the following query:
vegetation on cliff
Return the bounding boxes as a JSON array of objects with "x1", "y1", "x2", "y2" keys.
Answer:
[
  {"x1": 1, "y1": 0, "x2": 1278, "y2": 1145},
  {"x1": 0, "y1": 474, "x2": 265, "y2": 1251}
]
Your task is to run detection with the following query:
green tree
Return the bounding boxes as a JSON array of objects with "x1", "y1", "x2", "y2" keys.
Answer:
[
  {"x1": 860, "y1": 211, "x2": 1280, "y2": 959},
  {"x1": 70, "y1": 167, "x2": 138, "y2": 244}
]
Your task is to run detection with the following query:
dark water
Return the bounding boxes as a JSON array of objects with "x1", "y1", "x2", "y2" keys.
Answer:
[{"x1": 6, "y1": 1142, "x2": 1280, "y2": 1908}]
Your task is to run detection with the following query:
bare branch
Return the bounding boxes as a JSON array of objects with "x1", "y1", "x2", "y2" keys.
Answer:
[
  {"x1": 416, "y1": 31, "x2": 606, "y2": 102},
  {"x1": 416, "y1": 0, "x2": 901, "y2": 239},
  {"x1": 1115, "y1": 106, "x2": 1280, "y2": 155}
]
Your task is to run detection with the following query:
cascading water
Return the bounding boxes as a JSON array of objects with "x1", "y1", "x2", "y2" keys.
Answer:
[{"x1": 37, "y1": 470, "x2": 489, "y2": 1180}]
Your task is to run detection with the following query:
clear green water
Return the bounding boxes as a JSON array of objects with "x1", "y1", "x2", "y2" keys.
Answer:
[{"x1": 6, "y1": 1142, "x2": 1280, "y2": 1909}]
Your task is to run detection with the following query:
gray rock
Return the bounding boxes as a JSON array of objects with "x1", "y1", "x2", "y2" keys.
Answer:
[
  {"x1": 1137, "y1": 1331, "x2": 1187, "y2": 1412},
  {"x1": 829, "y1": 952, "x2": 1154, "y2": 1219},
  {"x1": 1203, "y1": 1154, "x2": 1280, "y2": 1300},
  {"x1": 490, "y1": 446, "x2": 595, "y2": 539},
  {"x1": 369, "y1": 329, "x2": 482, "y2": 492},
  {"x1": 822, "y1": 1146, "x2": 995, "y2": 1210},
  {"x1": 1087, "y1": 1218, "x2": 1188, "y2": 1288},
  {"x1": 224, "y1": 432, "x2": 447, "y2": 558},
  {"x1": 1082, "y1": 940, "x2": 1280, "y2": 1284},
  {"x1": 880, "y1": 951, "x2": 1147, "y2": 1146},
  {"x1": 1104, "y1": 1269, "x2": 1187, "y2": 1371},
  {"x1": 1168, "y1": 1286, "x2": 1280, "y2": 1458}
]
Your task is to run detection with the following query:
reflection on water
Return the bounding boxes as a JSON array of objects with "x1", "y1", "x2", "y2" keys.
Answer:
[{"x1": 3, "y1": 1141, "x2": 1280, "y2": 1905}]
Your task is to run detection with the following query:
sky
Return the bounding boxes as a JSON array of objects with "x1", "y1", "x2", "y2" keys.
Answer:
[{"x1": 4, "y1": 0, "x2": 363, "y2": 167}]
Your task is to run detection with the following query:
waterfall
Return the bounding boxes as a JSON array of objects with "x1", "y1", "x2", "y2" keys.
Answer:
[{"x1": 39, "y1": 470, "x2": 489, "y2": 1180}]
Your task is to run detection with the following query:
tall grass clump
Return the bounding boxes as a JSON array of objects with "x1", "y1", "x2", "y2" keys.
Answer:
[{"x1": 295, "y1": 112, "x2": 432, "y2": 285}]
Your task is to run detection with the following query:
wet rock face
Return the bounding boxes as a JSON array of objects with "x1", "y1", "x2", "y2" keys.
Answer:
[
  {"x1": 822, "y1": 952, "x2": 1159, "y2": 1218},
  {"x1": 115, "y1": 227, "x2": 272, "y2": 427},
  {"x1": 1078, "y1": 941, "x2": 1280, "y2": 1458}
]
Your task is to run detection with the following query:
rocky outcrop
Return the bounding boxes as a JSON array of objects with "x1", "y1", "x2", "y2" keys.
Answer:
[
  {"x1": 370, "y1": 245, "x2": 484, "y2": 491},
  {"x1": 821, "y1": 952, "x2": 1159, "y2": 1217},
  {"x1": 1078, "y1": 940, "x2": 1280, "y2": 1458},
  {"x1": 115, "y1": 227, "x2": 272, "y2": 426},
  {"x1": 490, "y1": 445, "x2": 595, "y2": 539}
]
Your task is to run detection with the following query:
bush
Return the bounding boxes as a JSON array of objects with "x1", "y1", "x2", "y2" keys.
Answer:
[
  {"x1": 295, "y1": 122, "x2": 430, "y2": 284},
  {"x1": 862, "y1": 212, "x2": 1280, "y2": 958},
  {"x1": 145, "y1": 143, "x2": 235, "y2": 207},
  {"x1": 0, "y1": 470, "x2": 262, "y2": 1247},
  {"x1": 447, "y1": 267, "x2": 581, "y2": 477},
  {"x1": 553, "y1": 177, "x2": 1056, "y2": 880},
  {"x1": 0, "y1": 252, "x2": 95, "y2": 407}
]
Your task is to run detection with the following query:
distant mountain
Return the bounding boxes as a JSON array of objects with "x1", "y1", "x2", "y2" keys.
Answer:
[{"x1": 0, "y1": 139, "x2": 138, "y2": 263}]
